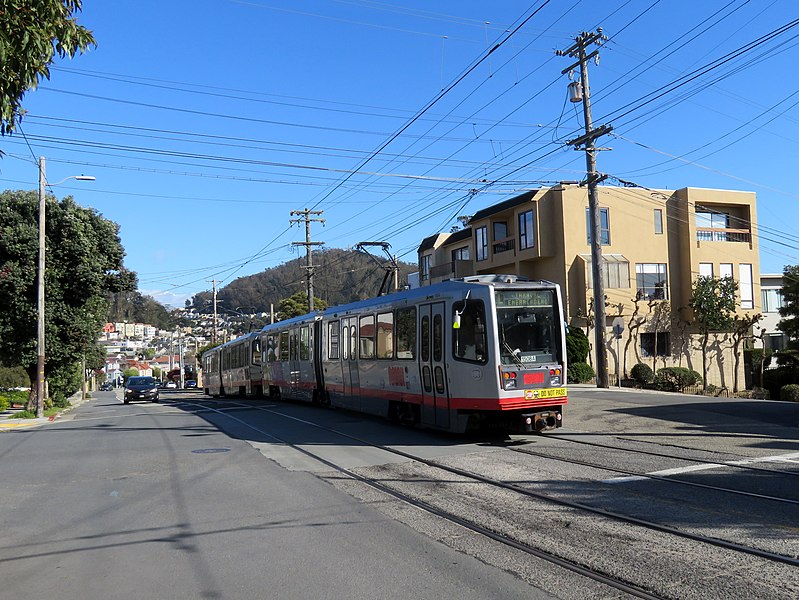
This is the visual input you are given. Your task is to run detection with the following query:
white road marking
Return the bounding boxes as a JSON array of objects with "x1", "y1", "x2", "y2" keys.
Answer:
[{"x1": 602, "y1": 451, "x2": 799, "y2": 484}]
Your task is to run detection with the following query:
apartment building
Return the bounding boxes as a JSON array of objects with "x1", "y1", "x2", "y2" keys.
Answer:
[
  {"x1": 417, "y1": 184, "x2": 761, "y2": 388},
  {"x1": 756, "y1": 274, "x2": 788, "y2": 351}
]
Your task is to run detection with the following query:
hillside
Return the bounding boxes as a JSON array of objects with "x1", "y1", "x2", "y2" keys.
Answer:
[{"x1": 190, "y1": 248, "x2": 417, "y2": 314}]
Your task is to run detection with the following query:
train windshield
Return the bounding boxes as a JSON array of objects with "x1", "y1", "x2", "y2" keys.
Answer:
[{"x1": 495, "y1": 289, "x2": 559, "y2": 367}]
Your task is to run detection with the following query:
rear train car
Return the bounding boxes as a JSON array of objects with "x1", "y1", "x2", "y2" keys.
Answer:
[
  {"x1": 258, "y1": 275, "x2": 568, "y2": 434},
  {"x1": 202, "y1": 332, "x2": 263, "y2": 397}
]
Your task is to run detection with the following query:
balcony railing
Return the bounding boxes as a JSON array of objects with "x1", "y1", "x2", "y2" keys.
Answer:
[
  {"x1": 430, "y1": 260, "x2": 475, "y2": 280},
  {"x1": 492, "y1": 237, "x2": 516, "y2": 255},
  {"x1": 696, "y1": 227, "x2": 751, "y2": 243}
]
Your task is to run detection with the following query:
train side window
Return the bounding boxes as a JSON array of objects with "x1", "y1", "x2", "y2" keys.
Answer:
[
  {"x1": 342, "y1": 325, "x2": 349, "y2": 360},
  {"x1": 329, "y1": 321, "x2": 340, "y2": 359},
  {"x1": 433, "y1": 314, "x2": 443, "y2": 362},
  {"x1": 421, "y1": 315, "x2": 430, "y2": 362},
  {"x1": 266, "y1": 335, "x2": 277, "y2": 362},
  {"x1": 300, "y1": 326, "x2": 310, "y2": 361},
  {"x1": 279, "y1": 331, "x2": 290, "y2": 361},
  {"x1": 395, "y1": 307, "x2": 416, "y2": 360},
  {"x1": 350, "y1": 324, "x2": 357, "y2": 361},
  {"x1": 452, "y1": 300, "x2": 488, "y2": 364},
  {"x1": 252, "y1": 339, "x2": 261, "y2": 365},
  {"x1": 290, "y1": 330, "x2": 299, "y2": 361},
  {"x1": 359, "y1": 315, "x2": 375, "y2": 359},
  {"x1": 376, "y1": 312, "x2": 393, "y2": 359}
]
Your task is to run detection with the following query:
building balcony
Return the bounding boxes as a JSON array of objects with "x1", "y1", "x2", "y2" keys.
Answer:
[
  {"x1": 492, "y1": 237, "x2": 515, "y2": 255},
  {"x1": 696, "y1": 227, "x2": 751, "y2": 244},
  {"x1": 430, "y1": 260, "x2": 475, "y2": 281}
]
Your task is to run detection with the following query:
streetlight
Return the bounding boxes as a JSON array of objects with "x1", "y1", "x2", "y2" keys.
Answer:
[{"x1": 36, "y1": 156, "x2": 95, "y2": 417}]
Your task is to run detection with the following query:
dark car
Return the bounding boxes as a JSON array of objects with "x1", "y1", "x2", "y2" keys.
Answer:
[
  {"x1": 184, "y1": 380, "x2": 197, "y2": 389},
  {"x1": 124, "y1": 376, "x2": 160, "y2": 404},
  {"x1": 100, "y1": 381, "x2": 114, "y2": 391}
]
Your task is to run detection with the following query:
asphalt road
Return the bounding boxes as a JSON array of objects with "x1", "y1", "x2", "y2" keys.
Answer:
[
  {"x1": 2, "y1": 386, "x2": 798, "y2": 599},
  {"x1": 0, "y1": 391, "x2": 552, "y2": 600}
]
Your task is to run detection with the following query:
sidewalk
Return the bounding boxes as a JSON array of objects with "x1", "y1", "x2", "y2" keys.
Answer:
[{"x1": 0, "y1": 391, "x2": 91, "y2": 431}]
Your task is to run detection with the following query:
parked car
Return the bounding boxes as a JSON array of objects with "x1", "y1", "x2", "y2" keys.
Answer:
[
  {"x1": 163, "y1": 381, "x2": 178, "y2": 389},
  {"x1": 184, "y1": 380, "x2": 197, "y2": 389},
  {"x1": 100, "y1": 381, "x2": 114, "y2": 391},
  {"x1": 124, "y1": 376, "x2": 159, "y2": 404}
]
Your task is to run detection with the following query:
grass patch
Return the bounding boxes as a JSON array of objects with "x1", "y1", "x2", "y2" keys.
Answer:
[{"x1": 9, "y1": 410, "x2": 37, "y2": 419}]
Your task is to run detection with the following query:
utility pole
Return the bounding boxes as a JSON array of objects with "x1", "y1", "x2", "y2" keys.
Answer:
[
  {"x1": 290, "y1": 209, "x2": 325, "y2": 312},
  {"x1": 557, "y1": 29, "x2": 612, "y2": 388},
  {"x1": 208, "y1": 279, "x2": 219, "y2": 344}
]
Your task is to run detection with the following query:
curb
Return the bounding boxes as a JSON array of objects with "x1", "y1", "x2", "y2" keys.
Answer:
[{"x1": 0, "y1": 391, "x2": 88, "y2": 431}]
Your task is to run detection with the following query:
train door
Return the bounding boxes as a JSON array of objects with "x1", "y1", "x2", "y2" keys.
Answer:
[
  {"x1": 342, "y1": 317, "x2": 360, "y2": 410},
  {"x1": 419, "y1": 302, "x2": 449, "y2": 429},
  {"x1": 289, "y1": 328, "x2": 300, "y2": 398}
]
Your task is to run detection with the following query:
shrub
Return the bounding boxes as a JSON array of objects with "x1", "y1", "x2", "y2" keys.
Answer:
[
  {"x1": 763, "y1": 367, "x2": 799, "y2": 400},
  {"x1": 0, "y1": 366, "x2": 30, "y2": 389},
  {"x1": 780, "y1": 384, "x2": 799, "y2": 402},
  {"x1": 568, "y1": 361, "x2": 595, "y2": 384},
  {"x1": 566, "y1": 327, "x2": 590, "y2": 365},
  {"x1": 0, "y1": 395, "x2": 8, "y2": 412},
  {"x1": 655, "y1": 367, "x2": 701, "y2": 392},
  {"x1": 0, "y1": 389, "x2": 29, "y2": 408},
  {"x1": 630, "y1": 363, "x2": 654, "y2": 386}
]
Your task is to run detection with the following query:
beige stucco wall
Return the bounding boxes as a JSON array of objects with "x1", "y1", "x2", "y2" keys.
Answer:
[{"x1": 420, "y1": 184, "x2": 760, "y2": 389}]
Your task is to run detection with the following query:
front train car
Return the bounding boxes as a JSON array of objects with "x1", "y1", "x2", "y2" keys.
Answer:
[
  {"x1": 443, "y1": 275, "x2": 567, "y2": 433},
  {"x1": 319, "y1": 274, "x2": 567, "y2": 434}
]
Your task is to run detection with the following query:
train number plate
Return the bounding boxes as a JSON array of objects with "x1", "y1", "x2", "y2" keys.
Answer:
[{"x1": 524, "y1": 387, "x2": 567, "y2": 400}]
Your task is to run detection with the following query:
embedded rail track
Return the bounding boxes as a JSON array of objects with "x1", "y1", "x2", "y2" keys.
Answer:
[{"x1": 171, "y1": 396, "x2": 799, "y2": 583}]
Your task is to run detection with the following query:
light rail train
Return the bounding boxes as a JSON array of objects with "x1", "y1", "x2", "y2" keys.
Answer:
[{"x1": 202, "y1": 275, "x2": 568, "y2": 433}]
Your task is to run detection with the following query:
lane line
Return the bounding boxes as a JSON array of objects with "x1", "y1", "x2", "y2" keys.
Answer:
[{"x1": 603, "y1": 451, "x2": 799, "y2": 484}]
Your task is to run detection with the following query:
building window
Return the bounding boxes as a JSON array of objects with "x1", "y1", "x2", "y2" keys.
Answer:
[
  {"x1": 519, "y1": 210, "x2": 535, "y2": 250},
  {"x1": 420, "y1": 254, "x2": 431, "y2": 281},
  {"x1": 654, "y1": 209, "x2": 663, "y2": 234},
  {"x1": 493, "y1": 221, "x2": 507, "y2": 241},
  {"x1": 720, "y1": 263, "x2": 733, "y2": 279},
  {"x1": 696, "y1": 210, "x2": 729, "y2": 241},
  {"x1": 766, "y1": 333, "x2": 786, "y2": 351},
  {"x1": 636, "y1": 263, "x2": 668, "y2": 300},
  {"x1": 585, "y1": 255, "x2": 630, "y2": 289},
  {"x1": 451, "y1": 246, "x2": 469, "y2": 261},
  {"x1": 586, "y1": 207, "x2": 610, "y2": 245},
  {"x1": 641, "y1": 332, "x2": 671, "y2": 357},
  {"x1": 475, "y1": 226, "x2": 488, "y2": 261},
  {"x1": 762, "y1": 289, "x2": 783, "y2": 313},
  {"x1": 699, "y1": 263, "x2": 714, "y2": 278},
  {"x1": 739, "y1": 263, "x2": 754, "y2": 309}
]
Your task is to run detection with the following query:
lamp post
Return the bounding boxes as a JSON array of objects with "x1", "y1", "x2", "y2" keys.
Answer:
[{"x1": 36, "y1": 156, "x2": 95, "y2": 417}]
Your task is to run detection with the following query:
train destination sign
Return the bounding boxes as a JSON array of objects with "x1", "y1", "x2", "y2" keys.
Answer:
[{"x1": 496, "y1": 290, "x2": 553, "y2": 308}]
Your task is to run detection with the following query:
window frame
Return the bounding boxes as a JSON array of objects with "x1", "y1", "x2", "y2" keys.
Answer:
[
  {"x1": 519, "y1": 209, "x2": 535, "y2": 250},
  {"x1": 586, "y1": 207, "x2": 610, "y2": 245},
  {"x1": 475, "y1": 226, "x2": 488, "y2": 261},
  {"x1": 635, "y1": 263, "x2": 668, "y2": 300}
]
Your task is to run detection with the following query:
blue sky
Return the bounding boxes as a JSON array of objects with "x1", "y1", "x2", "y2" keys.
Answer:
[{"x1": 2, "y1": 0, "x2": 797, "y2": 308}]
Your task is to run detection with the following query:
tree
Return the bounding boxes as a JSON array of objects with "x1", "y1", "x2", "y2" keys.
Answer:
[
  {"x1": 0, "y1": 190, "x2": 135, "y2": 409},
  {"x1": 1, "y1": 1, "x2": 96, "y2": 135},
  {"x1": 778, "y1": 264, "x2": 799, "y2": 344},
  {"x1": 728, "y1": 313, "x2": 762, "y2": 393},
  {"x1": 688, "y1": 275, "x2": 738, "y2": 390},
  {"x1": 277, "y1": 292, "x2": 328, "y2": 320}
]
